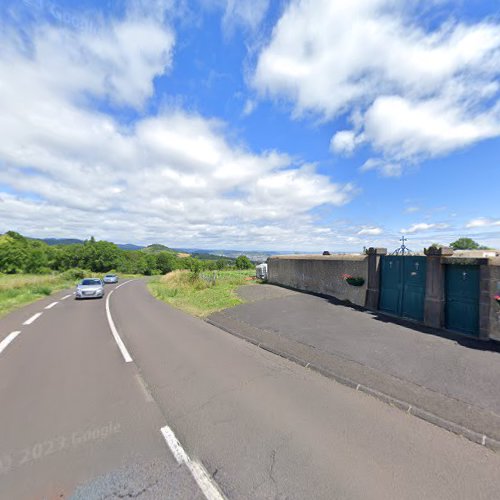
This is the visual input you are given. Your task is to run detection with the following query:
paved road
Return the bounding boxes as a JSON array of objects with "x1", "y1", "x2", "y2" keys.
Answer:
[
  {"x1": 209, "y1": 284, "x2": 500, "y2": 444},
  {"x1": 0, "y1": 283, "x2": 203, "y2": 500},
  {"x1": 1, "y1": 280, "x2": 500, "y2": 499}
]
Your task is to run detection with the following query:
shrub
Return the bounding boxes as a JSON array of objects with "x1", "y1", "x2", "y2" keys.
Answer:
[{"x1": 62, "y1": 268, "x2": 86, "y2": 280}]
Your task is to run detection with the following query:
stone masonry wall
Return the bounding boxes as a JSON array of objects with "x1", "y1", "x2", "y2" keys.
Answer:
[{"x1": 267, "y1": 255, "x2": 368, "y2": 307}]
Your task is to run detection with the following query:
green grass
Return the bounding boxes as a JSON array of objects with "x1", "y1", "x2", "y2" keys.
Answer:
[
  {"x1": 148, "y1": 269, "x2": 258, "y2": 317},
  {"x1": 0, "y1": 274, "x2": 76, "y2": 318}
]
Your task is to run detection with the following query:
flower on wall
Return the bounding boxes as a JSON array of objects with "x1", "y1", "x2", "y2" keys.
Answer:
[{"x1": 342, "y1": 274, "x2": 365, "y2": 287}]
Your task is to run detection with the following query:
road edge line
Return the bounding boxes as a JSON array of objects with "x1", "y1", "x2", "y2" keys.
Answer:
[
  {"x1": 105, "y1": 283, "x2": 134, "y2": 363},
  {"x1": 160, "y1": 425, "x2": 226, "y2": 500}
]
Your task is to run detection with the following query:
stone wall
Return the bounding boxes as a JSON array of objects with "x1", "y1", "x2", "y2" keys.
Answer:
[{"x1": 267, "y1": 255, "x2": 368, "y2": 306}]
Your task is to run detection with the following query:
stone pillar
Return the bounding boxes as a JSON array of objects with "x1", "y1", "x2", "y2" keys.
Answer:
[
  {"x1": 365, "y1": 247, "x2": 387, "y2": 310},
  {"x1": 423, "y1": 247, "x2": 453, "y2": 328},
  {"x1": 479, "y1": 264, "x2": 492, "y2": 340}
]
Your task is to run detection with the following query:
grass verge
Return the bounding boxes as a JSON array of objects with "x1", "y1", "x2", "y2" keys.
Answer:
[
  {"x1": 0, "y1": 274, "x2": 76, "y2": 318},
  {"x1": 148, "y1": 269, "x2": 257, "y2": 317}
]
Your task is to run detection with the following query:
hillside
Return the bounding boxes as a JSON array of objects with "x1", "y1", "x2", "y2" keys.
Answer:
[
  {"x1": 142, "y1": 243, "x2": 177, "y2": 255},
  {"x1": 189, "y1": 252, "x2": 236, "y2": 264},
  {"x1": 41, "y1": 238, "x2": 84, "y2": 246}
]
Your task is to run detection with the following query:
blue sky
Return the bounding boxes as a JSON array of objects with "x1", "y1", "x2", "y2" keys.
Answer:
[{"x1": 0, "y1": 0, "x2": 499, "y2": 251}]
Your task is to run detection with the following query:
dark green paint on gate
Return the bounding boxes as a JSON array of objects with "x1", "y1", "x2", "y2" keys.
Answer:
[
  {"x1": 445, "y1": 265, "x2": 480, "y2": 336},
  {"x1": 379, "y1": 256, "x2": 427, "y2": 321}
]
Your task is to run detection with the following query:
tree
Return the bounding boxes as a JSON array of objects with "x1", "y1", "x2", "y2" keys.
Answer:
[
  {"x1": 25, "y1": 244, "x2": 49, "y2": 273},
  {"x1": 0, "y1": 240, "x2": 28, "y2": 273},
  {"x1": 215, "y1": 258, "x2": 226, "y2": 270},
  {"x1": 235, "y1": 255, "x2": 253, "y2": 270},
  {"x1": 156, "y1": 252, "x2": 177, "y2": 274},
  {"x1": 450, "y1": 238, "x2": 480, "y2": 250}
]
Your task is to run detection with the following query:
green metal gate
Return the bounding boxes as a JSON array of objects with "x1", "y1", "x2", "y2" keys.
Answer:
[
  {"x1": 445, "y1": 265, "x2": 480, "y2": 336},
  {"x1": 379, "y1": 255, "x2": 427, "y2": 321}
]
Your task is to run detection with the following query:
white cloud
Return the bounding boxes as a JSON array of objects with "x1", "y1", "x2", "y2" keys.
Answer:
[
  {"x1": 466, "y1": 218, "x2": 500, "y2": 229},
  {"x1": 360, "y1": 159, "x2": 402, "y2": 177},
  {"x1": 254, "y1": 0, "x2": 500, "y2": 167},
  {"x1": 357, "y1": 227, "x2": 383, "y2": 236},
  {"x1": 0, "y1": 14, "x2": 356, "y2": 250},
  {"x1": 204, "y1": 0, "x2": 270, "y2": 36},
  {"x1": 330, "y1": 130, "x2": 360, "y2": 155},
  {"x1": 242, "y1": 99, "x2": 257, "y2": 116},
  {"x1": 405, "y1": 206, "x2": 420, "y2": 214},
  {"x1": 401, "y1": 223, "x2": 449, "y2": 234},
  {"x1": 361, "y1": 95, "x2": 500, "y2": 160}
]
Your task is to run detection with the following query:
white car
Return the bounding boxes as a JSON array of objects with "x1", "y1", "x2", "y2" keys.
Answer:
[
  {"x1": 103, "y1": 274, "x2": 119, "y2": 284},
  {"x1": 75, "y1": 278, "x2": 105, "y2": 299}
]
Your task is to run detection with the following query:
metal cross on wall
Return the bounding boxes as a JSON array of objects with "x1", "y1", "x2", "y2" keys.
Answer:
[{"x1": 393, "y1": 235, "x2": 413, "y2": 255}]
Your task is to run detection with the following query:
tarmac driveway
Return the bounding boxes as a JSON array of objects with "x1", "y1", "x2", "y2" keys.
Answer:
[{"x1": 208, "y1": 284, "x2": 500, "y2": 445}]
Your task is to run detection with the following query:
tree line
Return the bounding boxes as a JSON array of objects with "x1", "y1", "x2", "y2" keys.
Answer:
[{"x1": 0, "y1": 231, "x2": 254, "y2": 276}]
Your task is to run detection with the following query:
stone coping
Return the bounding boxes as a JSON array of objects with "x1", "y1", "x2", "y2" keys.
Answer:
[{"x1": 268, "y1": 254, "x2": 367, "y2": 261}]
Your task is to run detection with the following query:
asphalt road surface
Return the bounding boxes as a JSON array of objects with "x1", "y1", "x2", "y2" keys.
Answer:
[{"x1": 1, "y1": 279, "x2": 500, "y2": 499}]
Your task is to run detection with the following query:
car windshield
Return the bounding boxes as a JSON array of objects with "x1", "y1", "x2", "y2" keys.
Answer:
[
  {"x1": 105, "y1": 275, "x2": 115, "y2": 277},
  {"x1": 81, "y1": 279, "x2": 101, "y2": 286}
]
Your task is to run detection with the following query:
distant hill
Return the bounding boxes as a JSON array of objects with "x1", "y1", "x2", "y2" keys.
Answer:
[
  {"x1": 41, "y1": 238, "x2": 84, "y2": 246},
  {"x1": 142, "y1": 243, "x2": 177, "y2": 254},
  {"x1": 40, "y1": 238, "x2": 144, "y2": 250},
  {"x1": 117, "y1": 243, "x2": 144, "y2": 251}
]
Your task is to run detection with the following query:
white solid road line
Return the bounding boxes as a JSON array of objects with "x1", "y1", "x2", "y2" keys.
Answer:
[
  {"x1": 45, "y1": 302, "x2": 59, "y2": 310},
  {"x1": 61, "y1": 294, "x2": 72, "y2": 300},
  {"x1": 0, "y1": 331, "x2": 21, "y2": 355},
  {"x1": 23, "y1": 312, "x2": 43, "y2": 326},
  {"x1": 161, "y1": 425, "x2": 226, "y2": 500},
  {"x1": 115, "y1": 280, "x2": 133, "y2": 290},
  {"x1": 105, "y1": 282, "x2": 134, "y2": 363}
]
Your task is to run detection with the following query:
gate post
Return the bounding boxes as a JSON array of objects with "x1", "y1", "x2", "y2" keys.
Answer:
[
  {"x1": 423, "y1": 247, "x2": 453, "y2": 328},
  {"x1": 366, "y1": 247, "x2": 387, "y2": 310},
  {"x1": 479, "y1": 263, "x2": 492, "y2": 340}
]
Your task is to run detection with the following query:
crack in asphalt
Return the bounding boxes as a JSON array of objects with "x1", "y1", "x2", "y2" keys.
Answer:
[{"x1": 170, "y1": 371, "x2": 285, "y2": 421}]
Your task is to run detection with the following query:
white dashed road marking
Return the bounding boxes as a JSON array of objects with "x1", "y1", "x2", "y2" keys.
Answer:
[
  {"x1": 61, "y1": 294, "x2": 72, "y2": 300},
  {"x1": 45, "y1": 302, "x2": 59, "y2": 310},
  {"x1": 0, "y1": 331, "x2": 21, "y2": 355},
  {"x1": 23, "y1": 312, "x2": 43, "y2": 326},
  {"x1": 161, "y1": 425, "x2": 226, "y2": 500}
]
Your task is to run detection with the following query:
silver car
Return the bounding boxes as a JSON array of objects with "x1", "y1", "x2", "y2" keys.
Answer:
[
  {"x1": 103, "y1": 274, "x2": 119, "y2": 284},
  {"x1": 75, "y1": 278, "x2": 105, "y2": 299}
]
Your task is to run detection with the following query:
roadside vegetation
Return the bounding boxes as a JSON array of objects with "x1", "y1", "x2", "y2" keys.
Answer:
[
  {"x1": 148, "y1": 269, "x2": 257, "y2": 317},
  {"x1": 0, "y1": 230, "x2": 257, "y2": 317},
  {"x1": 0, "y1": 274, "x2": 76, "y2": 318},
  {"x1": 0, "y1": 231, "x2": 254, "y2": 275}
]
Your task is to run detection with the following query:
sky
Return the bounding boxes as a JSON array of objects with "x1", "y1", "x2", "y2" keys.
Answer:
[{"x1": 0, "y1": 0, "x2": 499, "y2": 252}]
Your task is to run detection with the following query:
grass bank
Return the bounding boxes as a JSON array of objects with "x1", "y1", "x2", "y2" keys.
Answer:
[
  {"x1": 148, "y1": 269, "x2": 257, "y2": 317},
  {"x1": 0, "y1": 274, "x2": 75, "y2": 318}
]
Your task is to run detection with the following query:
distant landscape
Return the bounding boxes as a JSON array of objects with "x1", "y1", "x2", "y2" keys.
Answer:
[
  {"x1": 36, "y1": 237, "x2": 303, "y2": 263},
  {"x1": 0, "y1": 231, "x2": 262, "y2": 276}
]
